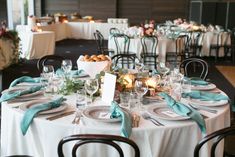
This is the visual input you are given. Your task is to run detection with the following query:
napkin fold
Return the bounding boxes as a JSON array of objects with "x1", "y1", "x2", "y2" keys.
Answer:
[
  {"x1": 0, "y1": 85, "x2": 43, "y2": 103},
  {"x1": 56, "y1": 69, "x2": 84, "y2": 77},
  {"x1": 110, "y1": 101, "x2": 132, "y2": 138},
  {"x1": 185, "y1": 77, "x2": 208, "y2": 86},
  {"x1": 10, "y1": 76, "x2": 41, "y2": 87},
  {"x1": 159, "y1": 92, "x2": 206, "y2": 133},
  {"x1": 182, "y1": 90, "x2": 229, "y2": 101},
  {"x1": 21, "y1": 97, "x2": 66, "y2": 135}
]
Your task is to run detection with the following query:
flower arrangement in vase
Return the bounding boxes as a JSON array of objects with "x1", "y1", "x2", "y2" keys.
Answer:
[{"x1": 141, "y1": 20, "x2": 156, "y2": 37}]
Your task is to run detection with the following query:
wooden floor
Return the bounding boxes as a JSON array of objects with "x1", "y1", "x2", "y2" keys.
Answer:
[{"x1": 216, "y1": 66, "x2": 235, "y2": 88}]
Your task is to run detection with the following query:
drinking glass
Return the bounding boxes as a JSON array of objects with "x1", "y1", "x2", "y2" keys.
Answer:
[
  {"x1": 134, "y1": 80, "x2": 148, "y2": 111},
  {"x1": 84, "y1": 79, "x2": 99, "y2": 103},
  {"x1": 42, "y1": 65, "x2": 55, "y2": 93},
  {"x1": 61, "y1": 59, "x2": 72, "y2": 74},
  {"x1": 182, "y1": 78, "x2": 191, "y2": 93},
  {"x1": 157, "y1": 62, "x2": 170, "y2": 77}
]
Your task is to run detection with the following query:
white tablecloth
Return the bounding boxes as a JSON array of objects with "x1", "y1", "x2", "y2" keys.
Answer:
[
  {"x1": 16, "y1": 26, "x2": 55, "y2": 59},
  {"x1": 66, "y1": 22, "x2": 128, "y2": 40},
  {"x1": 1, "y1": 94, "x2": 230, "y2": 157},
  {"x1": 108, "y1": 36, "x2": 177, "y2": 63}
]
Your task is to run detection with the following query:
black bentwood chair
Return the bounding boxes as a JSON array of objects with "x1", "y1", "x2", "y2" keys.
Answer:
[
  {"x1": 57, "y1": 134, "x2": 140, "y2": 157},
  {"x1": 194, "y1": 126, "x2": 235, "y2": 157},
  {"x1": 37, "y1": 55, "x2": 64, "y2": 72},
  {"x1": 179, "y1": 57, "x2": 208, "y2": 80}
]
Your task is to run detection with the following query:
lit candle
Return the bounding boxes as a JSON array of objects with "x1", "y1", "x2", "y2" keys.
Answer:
[{"x1": 89, "y1": 20, "x2": 95, "y2": 23}]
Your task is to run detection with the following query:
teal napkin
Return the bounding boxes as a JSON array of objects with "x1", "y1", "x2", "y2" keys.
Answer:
[
  {"x1": 110, "y1": 101, "x2": 132, "y2": 138},
  {"x1": 182, "y1": 90, "x2": 229, "y2": 101},
  {"x1": 0, "y1": 86, "x2": 43, "y2": 103},
  {"x1": 159, "y1": 92, "x2": 206, "y2": 133},
  {"x1": 185, "y1": 77, "x2": 208, "y2": 86},
  {"x1": 21, "y1": 97, "x2": 66, "y2": 135},
  {"x1": 56, "y1": 69, "x2": 84, "y2": 77},
  {"x1": 10, "y1": 76, "x2": 41, "y2": 87}
]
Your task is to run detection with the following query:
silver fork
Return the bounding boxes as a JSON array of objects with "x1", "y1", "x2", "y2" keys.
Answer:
[
  {"x1": 72, "y1": 112, "x2": 81, "y2": 124},
  {"x1": 188, "y1": 103, "x2": 217, "y2": 114},
  {"x1": 142, "y1": 113, "x2": 164, "y2": 126}
]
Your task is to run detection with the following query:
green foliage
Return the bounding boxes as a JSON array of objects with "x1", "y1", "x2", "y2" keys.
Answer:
[{"x1": 59, "y1": 77, "x2": 84, "y2": 95}]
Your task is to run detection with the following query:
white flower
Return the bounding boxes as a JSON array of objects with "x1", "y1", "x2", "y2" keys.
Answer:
[
  {"x1": 149, "y1": 24, "x2": 154, "y2": 28},
  {"x1": 144, "y1": 24, "x2": 149, "y2": 28}
]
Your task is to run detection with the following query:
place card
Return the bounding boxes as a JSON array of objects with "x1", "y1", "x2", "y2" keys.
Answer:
[{"x1": 102, "y1": 73, "x2": 117, "y2": 104}]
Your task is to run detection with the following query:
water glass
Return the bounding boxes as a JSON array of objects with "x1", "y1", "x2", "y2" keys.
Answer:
[
  {"x1": 84, "y1": 79, "x2": 99, "y2": 103},
  {"x1": 61, "y1": 59, "x2": 72, "y2": 74},
  {"x1": 119, "y1": 92, "x2": 131, "y2": 108},
  {"x1": 134, "y1": 80, "x2": 148, "y2": 111},
  {"x1": 76, "y1": 89, "x2": 87, "y2": 111},
  {"x1": 170, "y1": 83, "x2": 182, "y2": 101},
  {"x1": 182, "y1": 78, "x2": 191, "y2": 93}
]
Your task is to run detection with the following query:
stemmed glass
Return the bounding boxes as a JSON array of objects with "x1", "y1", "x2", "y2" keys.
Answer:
[
  {"x1": 84, "y1": 79, "x2": 99, "y2": 103},
  {"x1": 42, "y1": 65, "x2": 55, "y2": 93},
  {"x1": 61, "y1": 59, "x2": 72, "y2": 75},
  {"x1": 157, "y1": 62, "x2": 170, "y2": 77},
  {"x1": 134, "y1": 80, "x2": 148, "y2": 111}
]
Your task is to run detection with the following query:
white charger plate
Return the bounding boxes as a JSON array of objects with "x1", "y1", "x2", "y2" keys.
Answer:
[
  {"x1": 187, "y1": 98, "x2": 228, "y2": 107},
  {"x1": 82, "y1": 106, "x2": 122, "y2": 123},
  {"x1": 147, "y1": 105, "x2": 190, "y2": 121},
  {"x1": 190, "y1": 83, "x2": 216, "y2": 91},
  {"x1": 20, "y1": 99, "x2": 68, "y2": 115}
]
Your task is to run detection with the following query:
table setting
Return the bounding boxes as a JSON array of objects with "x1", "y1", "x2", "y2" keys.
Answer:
[{"x1": 0, "y1": 60, "x2": 231, "y2": 157}]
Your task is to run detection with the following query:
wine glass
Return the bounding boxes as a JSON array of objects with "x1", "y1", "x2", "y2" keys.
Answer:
[
  {"x1": 134, "y1": 80, "x2": 148, "y2": 111},
  {"x1": 42, "y1": 65, "x2": 55, "y2": 93},
  {"x1": 157, "y1": 62, "x2": 170, "y2": 77},
  {"x1": 61, "y1": 59, "x2": 72, "y2": 75},
  {"x1": 84, "y1": 79, "x2": 99, "y2": 103}
]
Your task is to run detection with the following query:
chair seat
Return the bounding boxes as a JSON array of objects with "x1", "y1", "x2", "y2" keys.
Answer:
[{"x1": 141, "y1": 53, "x2": 158, "y2": 57}]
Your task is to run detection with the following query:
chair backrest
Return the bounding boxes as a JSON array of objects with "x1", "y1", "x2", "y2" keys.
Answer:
[
  {"x1": 113, "y1": 34, "x2": 131, "y2": 55},
  {"x1": 140, "y1": 36, "x2": 158, "y2": 54},
  {"x1": 194, "y1": 127, "x2": 235, "y2": 157},
  {"x1": 175, "y1": 35, "x2": 189, "y2": 54},
  {"x1": 111, "y1": 54, "x2": 137, "y2": 69},
  {"x1": 37, "y1": 55, "x2": 64, "y2": 72},
  {"x1": 58, "y1": 134, "x2": 140, "y2": 157},
  {"x1": 179, "y1": 57, "x2": 208, "y2": 80},
  {"x1": 93, "y1": 30, "x2": 105, "y2": 53},
  {"x1": 110, "y1": 28, "x2": 121, "y2": 35}
]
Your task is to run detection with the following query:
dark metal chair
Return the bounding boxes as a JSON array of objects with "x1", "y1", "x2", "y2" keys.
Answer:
[
  {"x1": 179, "y1": 57, "x2": 208, "y2": 80},
  {"x1": 194, "y1": 126, "x2": 235, "y2": 157},
  {"x1": 209, "y1": 31, "x2": 225, "y2": 62},
  {"x1": 37, "y1": 55, "x2": 64, "y2": 72},
  {"x1": 166, "y1": 34, "x2": 189, "y2": 64},
  {"x1": 111, "y1": 54, "x2": 137, "y2": 69},
  {"x1": 109, "y1": 28, "x2": 121, "y2": 35},
  {"x1": 93, "y1": 30, "x2": 114, "y2": 55},
  {"x1": 140, "y1": 36, "x2": 158, "y2": 69},
  {"x1": 224, "y1": 30, "x2": 235, "y2": 63},
  {"x1": 57, "y1": 134, "x2": 140, "y2": 157},
  {"x1": 189, "y1": 32, "x2": 204, "y2": 57}
]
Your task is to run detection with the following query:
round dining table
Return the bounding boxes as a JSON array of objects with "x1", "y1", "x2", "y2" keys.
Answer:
[{"x1": 1, "y1": 85, "x2": 230, "y2": 157}]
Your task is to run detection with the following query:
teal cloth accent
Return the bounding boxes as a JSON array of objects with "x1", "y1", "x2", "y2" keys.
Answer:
[
  {"x1": 110, "y1": 101, "x2": 132, "y2": 138},
  {"x1": 10, "y1": 76, "x2": 41, "y2": 87},
  {"x1": 0, "y1": 86, "x2": 43, "y2": 103},
  {"x1": 21, "y1": 97, "x2": 66, "y2": 135},
  {"x1": 185, "y1": 77, "x2": 208, "y2": 86},
  {"x1": 152, "y1": 69, "x2": 160, "y2": 75},
  {"x1": 182, "y1": 90, "x2": 229, "y2": 101},
  {"x1": 56, "y1": 69, "x2": 84, "y2": 77},
  {"x1": 159, "y1": 92, "x2": 206, "y2": 133}
]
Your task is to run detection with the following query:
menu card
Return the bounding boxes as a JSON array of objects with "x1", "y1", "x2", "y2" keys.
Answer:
[{"x1": 102, "y1": 73, "x2": 117, "y2": 104}]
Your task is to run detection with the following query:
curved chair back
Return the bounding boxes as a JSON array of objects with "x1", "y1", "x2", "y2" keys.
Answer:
[
  {"x1": 179, "y1": 57, "x2": 208, "y2": 80},
  {"x1": 113, "y1": 34, "x2": 131, "y2": 55},
  {"x1": 194, "y1": 127, "x2": 235, "y2": 157},
  {"x1": 58, "y1": 134, "x2": 140, "y2": 157},
  {"x1": 111, "y1": 54, "x2": 137, "y2": 69},
  {"x1": 140, "y1": 36, "x2": 158, "y2": 55},
  {"x1": 110, "y1": 28, "x2": 121, "y2": 35},
  {"x1": 37, "y1": 55, "x2": 64, "y2": 72},
  {"x1": 93, "y1": 30, "x2": 105, "y2": 54}
]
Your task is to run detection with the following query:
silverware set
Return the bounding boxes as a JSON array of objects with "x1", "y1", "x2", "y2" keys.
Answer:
[
  {"x1": 142, "y1": 113, "x2": 164, "y2": 126},
  {"x1": 188, "y1": 103, "x2": 218, "y2": 114}
]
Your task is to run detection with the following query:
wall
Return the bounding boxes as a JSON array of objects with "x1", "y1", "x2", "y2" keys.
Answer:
[{"x1": 0, "y1": 0, "x2": 7, "y2": 22}]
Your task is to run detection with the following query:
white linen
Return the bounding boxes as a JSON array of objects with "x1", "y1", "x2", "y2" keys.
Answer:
[
  {"x1": 67, "y1": 22, "x2": 128, "y2": 40},
  {"x1": 1, "y1": 94, "x2": 230, "y2": 157},
  {"x1": 17, "y1": 28, "x2": 55, "y2": 59}
]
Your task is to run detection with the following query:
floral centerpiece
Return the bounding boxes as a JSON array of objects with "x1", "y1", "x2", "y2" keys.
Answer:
[
  {"x1": 141, "y1": 20, "x2": 157, "y2": 37},
  {"x1": 0, "y1": 21, "x2": 20, "y2": 70}
]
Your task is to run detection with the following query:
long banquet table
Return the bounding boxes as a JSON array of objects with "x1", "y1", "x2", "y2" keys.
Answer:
[{"x1": 1, "y1": 89, "x2": 230, "y2": 157}]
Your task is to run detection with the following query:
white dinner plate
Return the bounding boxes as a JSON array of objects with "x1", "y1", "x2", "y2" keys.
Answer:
[
  {"x1": 1, "y1": 86, "x2": 28, "y2": 94},
  {"x1": 190, "y1": 83, "x2": 216, "y2": 91},
  {"x1": 20, "y1": 99, "x2": 68, "y2": 115},
  {"x1": 147, "y1": 105, "x2": 190, "y2": 121},
  {"x1": 187, "y1": 98, "x2": 228, "y2": 107},
  {"x1": 82, "y1": 106, "x2": 122, "y2": 123}
]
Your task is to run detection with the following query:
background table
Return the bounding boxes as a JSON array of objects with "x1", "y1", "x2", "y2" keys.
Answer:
[{"x1": 1, "y1": 94, "x2": 230, "y2": 157}]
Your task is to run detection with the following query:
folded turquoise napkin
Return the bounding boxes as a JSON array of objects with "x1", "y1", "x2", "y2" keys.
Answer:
[
  {"x1": 21, "y1": 97, "x2": 66, "y2": 135},
  {"x1": 56, "y1": 69, "x2": 84, "y2": 77},
  {"x1": 110, "y1": 101, "x2": 132, "y2": 138},
  {"x1": 185, "y1": 77, "x2": 208, "y2": 86},
  {"x1": 10, "y1": 76, "x2": 41, "y2": 87},
  {"x1": 0, "y1": 86, "x2": 43, "y2": 103},
  {"x1": 159, "y1": 92, "x2": 206, "y2": 133},
  {"x1": 182, "y1": 90, "x2": 229, "y2": 101}
]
